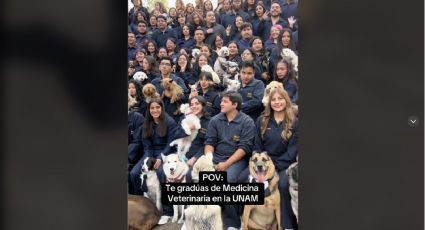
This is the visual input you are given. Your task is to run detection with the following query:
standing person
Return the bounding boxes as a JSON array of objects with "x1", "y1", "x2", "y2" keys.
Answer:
[
  {"x1": 262, "y1": 1, "x2": 289, "y2": 41},
  {"x1": 185, "y1": 3, "x2": 196, "y2": 16},
  {"x1": 151, "y1": 57, "x2": 189, "y2": 96},
  {"x1": 204, "y1": 90, "x2": 256, "y2": 230},
  {"x1": 128, "y1": 98, "x2": 177, "y2": 196},
  {"x1": 238, "y1": 61, "x2": 265, "y2": 121},
  {"x1": 189, "y1": 71, "x2": 221, "y2": 117},
  {"x1": 178, "y1": 24, "x2": 196, "y2": 50},
  {"x1": 238, "y1": 87, "x2": 298, "y2": 230},
  {"x1": 188, "y1": 12, "x2": 205, "y2": 36},
  {"x1": 251, "y1": 2, "x2": 269, "y2": 37},
  {"x1": 175, "y1": 0, "x2": 185, "y2": 13},
  {"x1": 203, "y1": 11, "x2": 226, "y2": 46},
  {"x1": 151, "y1": 15, "x2": 177, "y2": 49},
  {"x1": 128, "y1": 0, "x2": 150, "y2": 25}
]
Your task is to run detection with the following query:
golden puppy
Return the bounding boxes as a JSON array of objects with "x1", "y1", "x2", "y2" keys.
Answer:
[
  {"x1": 262, "y1": 81, "x2": 284, "y2": 106},
  {"x1": 242, "y1": 151, "x2": 281, "y2": 230},
  {"x1": 161, "y1": 78, "x2": 184, "y2": 103},
  {"x1": 142, "y1": 83, "x2": 160, "y2": 103},
  {"x1": 128, "y1": 195, "x2": 160, "y2": 230}
]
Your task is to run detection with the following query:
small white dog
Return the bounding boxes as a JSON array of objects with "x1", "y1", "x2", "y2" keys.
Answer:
[
  {"x1": 214, "y1": 46, "x2": 229, "y2": 76},
  {"x1": 201, "y1": 65, "x2": 221, "y2": 84},
  {"x1": 132, "y1": 71, "x2": 148, "y2": 83},
  {"x1": 162, "y1": 153, "x2": 190, "y2": 224},
  {"x1": 181, "y1": 154, "x2": 223, "y2": 230},
  {"x1": 140, "y1": 157, "x2": 161, "y2": 212},
  {"x1": 281, "y1": 48, "x2": 298, "y2": 73},
  {"x1": 223, "y1": 73, "x2": 241, "y2": 92},
  {"x1": 169, "y1": 104, "x2": 201, "y2": 158}
]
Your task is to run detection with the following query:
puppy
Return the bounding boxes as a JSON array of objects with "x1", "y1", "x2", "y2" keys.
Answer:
[
  {"x1": 201, "y1": 65, "x2": 221, "y2": 84},
  {"x1": 128, "y1": 195, "x2": 160, "y2": 230},
  {"x1": 262, "y1": 81, "x2": 284, "y2": 106},
  {"x1": 286, "y1": 161, "x2": 298, "y2": 222},
  {"x1": 142, "y1": 83, "x2": 160, "y2": 103},
  {"x1": 242, "y1": 151, "x2": 281, "y2": 230},
  {"x1": 223, "y1": 73, "x2": 241, "y2": 92},
  {"x1": 281, "y1": 48, "x2": 298, "y2": 74},
  {"x1": 169, "y1": 104, "x2": 202, "y2": 158},
  {"x1": 133, "y1": 71, "x2": 148, "y2": 83},
  {"x1": 128, "y1": 92, "x2": 138, "y2": 110},
  {"x1": 140, "y1": 157, "x2": 161, "y2": 212},
  {"x1": 162, "y1": 153, "x2": 190, "y2": 224},
  {"x1": 189, "y1": 81, "x2": 199, "y2": 95},
  {"x1": 182, "y1": 154, "x2": 223, "y2": 230},
  {"x1": 161, "y1": 78, "x2": 184, "y2": 103},
  {"x1": 214, "y1": 46, "x2": 229, "y2": 76}
]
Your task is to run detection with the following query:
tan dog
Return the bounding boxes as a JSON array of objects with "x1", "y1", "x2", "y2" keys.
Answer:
[
  {"x1": 161, "y1": 78, "x2": 184, "y2": 103},
  {"x1": 242, "y1": 151, "x2": 281, "y2": 230},
  {"x1": 142, "y1": 83, "x2": 160, "y2": 103},
  {"x1": 128, "y1": 195, "x2": 160, "y2": 230},
  {"x1": 262, "y1": 81, "x2": 284, "y2": 106}
]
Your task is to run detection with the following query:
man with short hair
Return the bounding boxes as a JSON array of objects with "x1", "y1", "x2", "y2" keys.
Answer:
[
  {"x1": 135, "y1": 20, "x2": 150, "y2": 49},
  {"x1": 151, "y1": 57, "x2": 188, "y2": 96},
  {"x1": 128, "y1": 32, "x2": 137, "y2": 61},
  {"x1": 203, "y1": 11, "x2": 226, "y2": 46},
  {"x1": 151, "y1": 15, "x2": 176, "y2": 48},
  {"x1": 237, "y1": 23, "x2": 253, "y2": 52},
  {"x1": 204, "y1": 90, "x2": 255, "y2": 230},
  {"x1": 238, "y1": 61, "x2": 265, "y2": 121},
  {"x1": 194, "y1": 28, "x2": 206, "y2": 49},
  {"x1": 263, "y1": 1, "x2": 289, "y2": 41},
  {"x1": 221, "y1": 0, "x2": 251, "y2": 29}
]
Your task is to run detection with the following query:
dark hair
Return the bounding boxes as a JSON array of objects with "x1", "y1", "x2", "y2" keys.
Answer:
[
  {"x1": 189, "y1": 96, "x2": 208, "y2": 118},
  {"x1": 156, "y1": 15, "x2": 167, "y2": 21},
  {"x1": 220, "y1": 90, "x2": 243, "y2": 111},
  {"x1": 192, "y1": 53, "x2": 210, "y2": 75},
  {"x1": 249, "y1": 36, "x2": 264, "y2": 53},
  {"x1": 143, "y1": 56, "x2": 159, "y2": 74},
  {"x1": 128, "y1": 79, "x2": 143, "y2": 103},
  {"x1": 159, "y1": 56, "x2": 174, "y2": 66},
  {"x1": 146, "y1": 40, "x2": 158, "y2": 57},
  {"x1": 175, "y1": 53, "x2": 191, "y2": 72},
  {"x1": 240, "y1": 60, "x2": 255, "y2": 70},
  {"x1": 211, "y1": 34, "x2": 224, "y2": 50},
  {"x1": 277, "y1": 28, "x2": 294, "y2": 51},
  {"x1": 137, "y1": 20, "x2": 148, "y2": 26},
  {"x1": 253, "y1": 2, "x2": 266, "y2": 18},
  {"x1": 143, "y1": 98, "x2": 168, "y2": 138},
  {"x1": 227, "y1": 41, "x2": 240, "y2": 57},
  {"x1": 240, "y1": 22, "x2": 252, "y2": 31},
  {"x1": 273, "y1": 59, "x2": 297, "y2": 87}
]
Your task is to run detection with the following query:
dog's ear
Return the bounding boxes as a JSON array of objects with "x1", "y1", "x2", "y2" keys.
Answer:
[{"x1": 161, "y1": 153, "x2": 167, "y2": 162}]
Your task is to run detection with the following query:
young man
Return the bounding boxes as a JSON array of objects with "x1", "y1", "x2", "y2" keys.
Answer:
[
  {"x1": 194, "y1": 27, "x2": 206, "y2": 50},
  {"x1": 262, "y1": 1, "x2": 289, "y2": 41},
  {"x1": 204, "y1": 91, "x2": 256, "y2": 230},
  {"x1": 150, "y1": 15, "x2": 176, "y2": 48},
  {"x1": 237, "y1": 23, "x2": 253, "y2": 52},
  {"x1": 238, "y1": 61, "x2": 265, "y2": 121},
  {"x1": 128, "y1": 32, "x2": 138, "y2": 61},
  {"x1": 135, "y1": 20, "x2": 151, "y2": 49},
  {"x1": 151, "y1": 57, "x2": 189, "y2": 96},
  {"x1": 203, "y1": 11, "x2": 226, "y2": 46}
]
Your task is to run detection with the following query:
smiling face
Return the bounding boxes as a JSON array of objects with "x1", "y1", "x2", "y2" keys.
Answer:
[
  {"x1": 147, "y1": 42, "x2": 156, "y2": 53},
  {"x1": 166, "y1": 39, "x2": 176, "y2": 52},
  {"x1": 200, "y1": 46, "x2": 210, "y2": 56},
  {"x1": 271, "y1": 27, "x2": 280, "y2": 39},
  {"x1": 281, "y1": 31, "x2": 291, "y2": 47},
  {"x1": 235, "y1": 16, "x2": 243, "y2": 28},
  {"x1": 270, "y1": 90, "x2": 287, "y2": 112},
  {"x1": 271, "y1": 3, "x2": 281, "y2": 17},
  {"x1": 220, "y1": 96, "x2": 237, "y2": 114},
  {"x1": 190, "y1": 98, "x2": 204, "y2": 116},
  {"x1": 128, "y1": 83, "x2": 136, "y2": 96},
  {"x1": 228, "y1": 43, "x2": 238, "y2": 56},
  {"x1": 251, "y1": 38, "x2": 263, "y2": 52},
  {"x1": 198, "y1": 55, "x2": 208, "y2": 67},
  {"x1": 149, "y1": 102, "x2": 162, "y2": 120},
  {"x1": 177, "y1": 54, "x2": 188, "y2": 67},
  {"x1": 142, "y1": 58, "x2": 150, "y2": 71},
  {"x1": 215, "y1": 36, "x2": 224, "y2": 49}
]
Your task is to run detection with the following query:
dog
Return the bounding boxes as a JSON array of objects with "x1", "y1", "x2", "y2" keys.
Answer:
[
  {"x1": 201, "y1": 64, "x2": 221, "y2": 84},
  {"x1": 262, "y1": 81, "x2": 284, "y2": 106},
  {"x1": 242, "y1": 151, "x2": 281, "y2": 230},
  {"x1": 189, "y1": 81, "x2": 199, "y2": 95},
  {"x1": 161, "y1": 78, "x2": 184, "y2": 103},
  {"x1": 281, "y1": 48, "x2": 298, "y2": 74},
  {"x1": 286, "y1": 161, "x2": 298, "y2": 222},
  {"x1": 181, "y1": 153, "x2": 223, "y2": 230},
  {"x1": 128, "y1": 92, "x2": 138, "y2": 110},
  {"x1": 128, "y1": 195, "x2": 160, "y2": 230},
  {"x1": 162, "y1": 153, "x2": 190, "y2": 224},
  {"x1": 142, "y1": 83, "x2": 160, "y2": 103},
  {"x1": 223, "y1": 73, "x2": 241, "y2": 92},
  {"x1": 169, "y1": 103, "x2": 201, "y2": 159},
  {"x1": 214, "y1": 46, "x2": 229, "y2": 76},
  {"x1": 140, "y1": 157, "x2": 162, "y2": 212},
  {"x1": 192, "y1": 48, "x2": 201, "y2": 60},
  {"x1": 133, "y1": 71, "x2": 148, "y2": 83}
]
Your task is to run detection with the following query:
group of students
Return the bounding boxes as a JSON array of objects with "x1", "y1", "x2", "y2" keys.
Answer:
[{"x1": 128, "y1": 0, "x2": 298, "y2": 229}]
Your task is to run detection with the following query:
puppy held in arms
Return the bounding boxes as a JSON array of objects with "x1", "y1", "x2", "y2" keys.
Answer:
[
  {"x1": 169, "y1": 103, "x2": 201, "y2": 159},
  {"x1": 242, "y1": 151, "x2": 281, "y2": 230},
  {"x1": 181, "y1": 154, "x2": 223, "y2": 230},
  {"x1": 140, "y1": 157, "x2": 161, "y2": 212},
  {"x1": 162, "y1": 153, "x2": 190, "y2": 224}
]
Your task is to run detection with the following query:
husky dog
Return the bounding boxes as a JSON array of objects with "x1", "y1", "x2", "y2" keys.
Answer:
[
  {"x1": 169, "y1": 104, "x2": 201, "y2": 157},
  {"x1": 140, "y1": 157, "x2": 161, "y2": 212},
  {"x1": 181, "y1": 154, "x2": 223, "y2": 230},
  {"x1": 162, "y1": 153, "x2": 190, "y2": 224}
]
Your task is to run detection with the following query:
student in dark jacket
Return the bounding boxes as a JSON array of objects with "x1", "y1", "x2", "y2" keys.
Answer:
[
  {"x1": 273, "y1": 59, "x2": 298, "y2": 104},
  {"x1": 189, "y1": 71, "x2": 221, "y2": 117},
  {"x1": 175, "y1": 53, "x2": 197, "y2": 88},
  {"x1": 262, "y1": 2, "x2": 289, "y2": 41},
  {"x1": 238, "y1": 61, "x2": 265, "y2": 121},
  {"x1": 141, "y1": 56, "x2": 160, "y2": 83},
  {"x1": 128, "y1": 32, "x2": 138, "y2": 61},
  {"x1": 135, "y1": 21, "x2": 151, "y2": 49},
  {"x1": 203, "y1": 11, "x2": 226, "y2": 46},
  {"x1": 250, "y1": 2, "x2": 268, "y2": 37},
  {"x1": 224, "y1": 15, "x2": 244, "y2": 44},
  {"x1": 282, "y1": 0, "x2": 298, "y2": 20},
  {"x1": 264, "y1": 24, "x2": 284, "y2": 50},
  {"x1": 238, "y1": 87, "x2": 298, "y2": 230},
  {"x1": 237, "y1": 23, "x2": 254, "y2": 53},
  {"x1": 177, "y1": 24, "x2": 196, "y2": 50},
  {"x1": 241, "y1": 48, "x2": 263, "y2": 81},
  {"x1": 151, "y1": 57, "x2": 189, "y2": 96},
  {"x1": 243, "y1": 0, "x2": 258, "y2": 19},
  {"x1": 174, "y1": 13, "x2": 187, "y2": 40},
  {"x1": 127, "y1": 110, "x2": 144, "y2": 194},
  {"x1": 250, "y1": 36, "x2": 272, "y2": 84},
  {"x1": 227, "y1": 41, "x2": 242, "y2": 64},
  {"x1": 172, "y1": 96, "x2": 211, "y2": 182},
  {"x1": 269, "y1": 28, "x2": 297, "y2": 77},
  {"x1": 129, "y1": 98, "x2": 177, "y2": 196},
  {"x1": 200, "y1": 44, "x2": 218, "y2": 67},
  {"x1": 150, "y1": 15, "x2": 177, "y2": 48},
  {"x1": 128, "y1": 79, "x2": 144, "y2": 114}
]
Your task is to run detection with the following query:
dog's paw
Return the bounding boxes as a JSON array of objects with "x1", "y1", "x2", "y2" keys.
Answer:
[{"x1": 172, "y1": 217, "x2": 178, "y2": 223}]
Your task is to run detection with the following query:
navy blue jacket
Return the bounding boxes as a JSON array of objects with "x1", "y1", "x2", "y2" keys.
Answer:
[
  {"x1": 262, "y1": 18, "x2": 289, "y2": 41},
  {"x1": 162, "y1": 96, "x2": 185, "y2": 123},
  {"x1": 136, "y1": 33, "x2": 151, "y2": 49},
  {"x1": 205, "y1": 112, "x2": 255, "y2": 163},
  {"x1": 175, "y1": 71, "x2": 197, "y2": 88},
  {"x1": 150, "y1": 28, "x2": 177, "y2": 48},
  {"x1": 253, "y1": 117, "x2": 298, "y2": 171},
  {"x1": 239, "y1": 79, "x2": 265, "y2": 121},
  {"x1": 151, "y1": 74, "x2": 189, "y2": 96},
  {"x1": 199, "y1": 89, "x2": 221, "y2": 117},
  {"x1": 128, "y1": 46, "x2": 137, "y2": 61},
  {"x1": 282, "y1": 2, "x2": 298, "y2": 20},
  {"x1": 173, "y1": 116, "x2": 211, "y2": 159},
  {"x1": 203, "y1": 23, "x2": 226, "y2": 46},
  {"x1": 142, "y1": 115, "x2": 178, "y2": 159},
  {"x1": 128, "y1": 111, "x2": 144, "y2": 164},
  {"x1": 177, "y1": 37, "x2": 196, "y2": 50},
  {"x1": 251, "y1": 18, "x2": 266, "y2": 37},
  {"x1": 237, "y1": 38, "x2": 251, "y2": 53}
]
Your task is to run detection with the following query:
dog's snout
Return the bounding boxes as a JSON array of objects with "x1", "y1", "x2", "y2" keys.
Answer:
[{"x1": 170, "y1": 168, "x2": 175, "y2": 172}]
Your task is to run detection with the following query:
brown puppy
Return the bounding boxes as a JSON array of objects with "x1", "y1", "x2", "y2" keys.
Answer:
[
  {"x1": 242, "y1": 151, "x2": 281, "y2": 230},
  {"x1": 161, "y1": 78, "x2": 184, "y2": 103},
  {"x1": 142, "y1": 83, "x2": 160, "y2": 103},
  {"x1": 128, "y1": 195, "x2": 160, "y2": 230}
]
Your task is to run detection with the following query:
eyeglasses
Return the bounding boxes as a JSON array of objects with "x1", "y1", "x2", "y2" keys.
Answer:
[{"x1": 160, "y1": 63, "x2": 172, "y2": 66}]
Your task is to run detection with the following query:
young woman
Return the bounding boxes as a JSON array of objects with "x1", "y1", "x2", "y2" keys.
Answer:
[
  {"x1": 185, "y1": 3, "x2": 195, "y2": 16},
  {"x1": 269, "y1": 28, "x2": 296, "y2": 76},
  {"x1": 174, "y1": 13, "x2": 187, "y2": 40},
  {"x1": 177, "y1": 24, "x2": 195, "y2": 50},
  {"x1": 227, "y1": 41, "x2": 242, "y2": 63},
  {"x1": 219, "y1": 0, "x2": 232, "y2": 26},
  {"x1": 157, "y1": 47, "x2": 168, "y2": 61},
  {"x1": 175, "y1": 53, "x2": 197, "y2": 88},
  {"x1": 200, "y1": 44, "x2": 217, "y2": 67},
  {"x1": 241, "y1": 48, "x2": 262, "y2": 80},
  {"x1": 146, "y1": 40, "x2": 158, "y2": 60},
  {"x1": 212, "y1": 34, "x2": 224, "y2": 54},
  {"x1": 225, "y1": 15, "x2": 244, "y2": 42},
  {"x1": 202, "y1": 0, "x2": 214, "y2": 14},
  {"x1": 167, "y1": 7, "x2": 179, "y2": 28},
  {"x1": 141, "y1": 56, "x2": 160, "y2": 82},
  {"x1": 191, "y1": 53, "x2": 210, "y2": 77},
  {"x1": 273, "y1": 59, "x2": 298, "y2": 104},
  {"x1": 128, "y1": 79, "x2": 144, "y2": 114},
  {"x1": 250, "y1": 36, "x2": 271, "y2": 84},
  {"x1": 165, "y1": 38, "x2": 179, "y2": 63},
  {"x1": 189, "y1": 71, "x2": 221, "y2": 117},
  {"x1": 251, "y1": 2, "x2": 268, "y2": 37},
  {"x1": 154, "y1": 2, "x2": 167, "y2": 14},
  {"x1": 265, "y1": 24, "x2": 283, "y2": 50},
  {"x1": 243, "y1": 0, "x2": 257, "y2": 18},
  {"x1": 175, "y1": 0, "x2": 185, "y2": 13},
  {"x1": 188, "y1": 11, "x2": 204, "y2": 36}
]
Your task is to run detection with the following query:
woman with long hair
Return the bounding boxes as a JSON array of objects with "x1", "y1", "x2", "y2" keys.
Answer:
[
  {"x1": 251, "y1": 2, "x2": 268, "y2": 37},
  {"x1": 238, "y1": 87, "x2": 299, "y2": 230},
  {"x1": 177, "y1": 24, "x2": 196, "y2": 50},
  {"x1": 175, "y1": 53, "x2": 196, "y2": 88},
  {"x1": 141, "y1": 56, "x2": 159, "y2": 82},
  {"x1": 191, "y1": 53, "x2": 210, "y2": 77},
  {"x1": 189, "y1": 71, "x2": 221, "y2": 117},
  {"x1": 250, "y1": 36, "x2": 271, "y2": 84},
  {"x1": 273, "y1": 59, "x2": 298, "y2": 104},
  {"x1": 146, "y1": 40, "x2": 158, "y2": 60},
  {"x1": 188, "y1": 11, "x2": 205, "y2": 36},
  {"x1": 269, "y1": 28, "x2": 296, "y2": 77},
  {"x1": 128, "y1": 79, "x2": 144, "y2": 114},
  {"x1": 227, "y1": 41, "x2": 242, "y2": 63}
]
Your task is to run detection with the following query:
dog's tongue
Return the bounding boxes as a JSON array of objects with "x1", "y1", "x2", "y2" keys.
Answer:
[{"x1": 256, "y1": 172, "x2": 265, "y2": 183}]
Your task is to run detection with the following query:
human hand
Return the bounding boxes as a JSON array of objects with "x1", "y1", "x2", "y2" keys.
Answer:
[
  {"x1": 215, "y1": 161, "x2": 230, "y2": 171},
  {"x1": 154, "y1": 159, "x2": 162, "y2": 169},
  {"x1": 226, "y1": 25, "x2": 232, "y2": 36},
  {"x1": 288, "y1": 16, "x2": 297, "y2": 28},
  {"x1": 187, "y1": 157, "x2": 197, "y2": 167}
]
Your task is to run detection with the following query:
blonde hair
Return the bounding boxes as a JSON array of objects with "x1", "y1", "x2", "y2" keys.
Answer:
[{"x1": 260, "y1": 87, "x2": 295, "y2": 141}]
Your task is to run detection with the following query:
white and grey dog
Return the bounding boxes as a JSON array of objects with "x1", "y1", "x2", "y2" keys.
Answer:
[
  {"x1": 286, "y1": 161, "x2": 298, "y2": 222},
  {"x1": 213, "y1": 46, "x2": 229, "y2": 76},
  {"x1": 162, "y1": 153, "x2": 190, "y2": 224},
  {"x1": 169, "y1": 104, "x2": 201, "y2": 158},
  {"x1": 223, "y1": 73, "x2": 241, "y2": 92},
  {"x1": 281, "y1": 48, "x2": 299, "y2": 74},
  {"x1": 181, "y1": 154, "x2": 223, "y2": 230},
  {"x1": 140, "y1": 157, "x2": 161, "y2": 212}
]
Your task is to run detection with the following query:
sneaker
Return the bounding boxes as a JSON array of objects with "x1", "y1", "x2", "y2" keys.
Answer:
[{"x1": 158, "y1": 215, "x2": 171, "y2": 225}]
